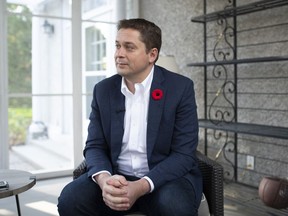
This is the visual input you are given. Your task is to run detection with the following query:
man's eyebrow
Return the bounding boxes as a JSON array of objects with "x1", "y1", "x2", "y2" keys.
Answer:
[{"x1": 115, "y1": 40, "x2": 135, "y2": 46}]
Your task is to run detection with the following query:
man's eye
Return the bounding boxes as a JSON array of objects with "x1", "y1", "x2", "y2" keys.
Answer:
[
  {"x1": 115, "y1": 44, "x2": 120, "y2": 49},
  {"x1": 126, "y1": 46, "x2": 134, "y2": 50}
]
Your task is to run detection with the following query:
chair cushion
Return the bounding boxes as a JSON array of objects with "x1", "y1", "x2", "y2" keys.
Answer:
[{"x1": 198, "y1": 193, "x2": 210, "y2": 216}]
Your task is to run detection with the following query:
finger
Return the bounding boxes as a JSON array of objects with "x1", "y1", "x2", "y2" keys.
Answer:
[
  {"x1": 107, "y1": 175, "x2": 128, "y2": 188},
  {"x1": 106, "y1": 179, "x2": 122, "y2": 188},
  {"x1": 116, "y1": 175, "x2": 128, "y2": 186},
  {"x1": 103, "y1": 192, "x2": 129, "y2": 204},
  {"x1": 105, "y1": 201, "x2": 130, "y2": 211},
  {"x1": 103, "y1": 184, "x2": 127, "y2": 196},
  {"x1": 103, "y1": 194, "x2": 130, "y2": 211}
]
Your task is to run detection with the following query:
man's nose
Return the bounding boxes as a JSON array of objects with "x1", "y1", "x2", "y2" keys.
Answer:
[{"x1": 115, "y1": 47, "x2": 124, "y2": 57}]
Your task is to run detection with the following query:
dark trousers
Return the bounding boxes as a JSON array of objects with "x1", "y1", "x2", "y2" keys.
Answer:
[{"x1": 58, "y1": 173, "x2": 199, "y2": 216}]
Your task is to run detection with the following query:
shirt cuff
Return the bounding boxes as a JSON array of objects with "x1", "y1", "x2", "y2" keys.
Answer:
[
  {"x1": 143, "y1": 176, "x2": 154, "y2": 193},
  {"x1": 91, "y1": 171, "x2": 111, "y2": 184}
]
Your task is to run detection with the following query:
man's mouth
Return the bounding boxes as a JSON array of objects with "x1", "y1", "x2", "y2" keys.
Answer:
[{"x1": 116, "y1": 62, "x2": 128, "y2": 66}]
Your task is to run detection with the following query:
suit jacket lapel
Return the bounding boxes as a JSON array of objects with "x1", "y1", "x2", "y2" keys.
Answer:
[
  {"x1": 147, "y1": 66, "x2": 166, "y2": 159},
  {"x1": 110, "y1": 77, "x2": 125, "y2": 163}
]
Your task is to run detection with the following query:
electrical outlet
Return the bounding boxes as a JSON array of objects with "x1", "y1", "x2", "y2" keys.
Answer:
[{"x1": 246, "y1": 155, "x2": 254, "y2": 170}]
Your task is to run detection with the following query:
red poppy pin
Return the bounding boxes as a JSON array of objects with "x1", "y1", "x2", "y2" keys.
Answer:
[{"x1": 152, "y1": 89, "x2": 163, "y2": 100}]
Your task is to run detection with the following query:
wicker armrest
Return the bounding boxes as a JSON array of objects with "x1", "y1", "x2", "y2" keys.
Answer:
[
  {"x1": 73, "y1": 160, "x2": 87, "y2": 180},
  {"x1": 196, "y1": 151, "x2": 224, "y2": 216}
]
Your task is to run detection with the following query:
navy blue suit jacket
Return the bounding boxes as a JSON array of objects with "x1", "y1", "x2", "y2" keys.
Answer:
[{"x1": 84, "y1": 65, "x2": 202, "y2": 202}]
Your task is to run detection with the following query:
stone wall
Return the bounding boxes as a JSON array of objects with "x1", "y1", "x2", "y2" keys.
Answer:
[{"x1": 139, "y1": 0, "x2": 288, "y2": 187}]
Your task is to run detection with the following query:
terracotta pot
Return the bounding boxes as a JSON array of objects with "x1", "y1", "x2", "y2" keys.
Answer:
[{"x1": 258, "y1": 176, "x2": 288, "y2": 209}]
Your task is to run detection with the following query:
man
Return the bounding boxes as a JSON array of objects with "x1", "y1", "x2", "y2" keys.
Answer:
[{"x1": 58, "y1": 18, "x2": 202, "y2": 216}]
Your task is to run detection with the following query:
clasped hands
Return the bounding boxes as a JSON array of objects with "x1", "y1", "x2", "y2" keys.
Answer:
[{"x1": 96, "y1": 173, "x2": 150, "y2": 211}]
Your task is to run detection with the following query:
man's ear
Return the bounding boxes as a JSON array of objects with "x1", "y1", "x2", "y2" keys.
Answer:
[{"x1": 149, "y1": 48, "x2": 158, "y2": 63}]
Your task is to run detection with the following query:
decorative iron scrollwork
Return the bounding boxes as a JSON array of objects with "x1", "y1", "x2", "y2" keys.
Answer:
[
  {"x1": 213, "y1": 129, "x2": 235, "y2": 181},
  {"x1": 213, "y1": 17, "x2": 234, "y2": 62},
  {"x1": 209, "y1": 9, "x2": 236, "y2": 124},
  {"x1": 208, "y1": 64, "x2": 235, "y2": 124},
  {"x1": 208, "y1": 0, "x2": 237, "y2": 180}
]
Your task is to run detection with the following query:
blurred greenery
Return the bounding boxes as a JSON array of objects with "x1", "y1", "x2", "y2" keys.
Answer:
[
  {"x1": 8, "y1": 4, "x2": 32, "y2": 145},
  {"x1": 8, "y1": 3, "x2": 32, "y2": 106},
  {"x1": 8, "y1": 108, "x2": 32, "y2": 146}
]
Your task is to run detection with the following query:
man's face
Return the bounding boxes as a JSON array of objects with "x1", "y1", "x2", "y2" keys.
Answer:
[{"x1": 114, "y1": 28, "x2": 157, "y2": 83}]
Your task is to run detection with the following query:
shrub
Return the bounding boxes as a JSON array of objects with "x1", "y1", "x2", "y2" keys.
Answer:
[{"x1": 8, "y1": 108, "x2": 32, "y2": 146}]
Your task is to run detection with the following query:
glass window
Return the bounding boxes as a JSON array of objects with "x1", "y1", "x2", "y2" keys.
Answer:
[
  {"x1": 30, "y1": 0, "x2": 71, "y2": 18},
  {"x1": 82, "y1": 0, "x2": 108, "y2": 13},
  {"x1": 86, "y1": 26, "x2": 106, "y2": 71},
  {"x1": 7, "y1": 4, "x2": 32, "y2": 94},
  {"x1": 84, "y1": 76, "x2": 106, "y2": 119},
  {"x1": 2, "y1": 0, "x2": 120, "y2": 178},
  {"x1": 7, "y1": 1, "x2": 73, "y2": 174}
]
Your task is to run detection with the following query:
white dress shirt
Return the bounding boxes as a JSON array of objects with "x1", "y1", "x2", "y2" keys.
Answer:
[{"x1": 117, "y1": 67, "x2": 154, "y2": 191}]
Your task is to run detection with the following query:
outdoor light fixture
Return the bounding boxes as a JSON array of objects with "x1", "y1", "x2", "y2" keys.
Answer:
[{"x1": 43, "y1": 20, "x2": 54, "y2": 35}]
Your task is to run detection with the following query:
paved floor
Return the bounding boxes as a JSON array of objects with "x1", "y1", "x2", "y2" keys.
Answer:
[
  {"x1": 9, "y1": 136, "x2": 72, "y2": 172},
  {"x1": 224, "y1": 182, "x2": 288, "y2": 216}
]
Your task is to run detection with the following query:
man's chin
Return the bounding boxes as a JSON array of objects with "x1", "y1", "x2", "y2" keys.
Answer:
[{"x1": 117, "y1": 70, "x2": 129, "y2": 76}]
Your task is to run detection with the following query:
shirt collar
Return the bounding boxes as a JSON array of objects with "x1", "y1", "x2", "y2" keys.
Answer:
[{"x1": 121, "y1": 66, "x2": 154, "y2": 96}]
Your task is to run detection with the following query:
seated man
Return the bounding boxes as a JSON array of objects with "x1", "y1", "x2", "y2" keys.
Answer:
[{"x1": 58, "y1": 18, "x2": 202, "y2": 216}]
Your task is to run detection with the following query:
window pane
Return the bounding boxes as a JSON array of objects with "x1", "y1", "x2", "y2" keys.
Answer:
[
  {"x1": 85, "y1": 26, "x2": 107, "y2": 71},
  {"x1": 29, "y1": 0, "x2": 71, "y2": 18},
  {"x1": 32, "y1": 17, "x2": 72, "y2": 94},
  {"x1": 7, "y1": 5, "x2": 32, "y2": 94},
  {"x1": 9, "y1": 96, "x2": 73, "y2": 172},
  {"x1": 85, "y1": 76, "x2": 105, "y2": 118},
  {"x1": 7, "y1": 1, "x2": 73, "y2": 173},
  {"x1": 82, "y1": 0, "x2": 108, "y2": 13},
  {"x1": 8, "y1": 98, "x2": 32, "y2": 146}
]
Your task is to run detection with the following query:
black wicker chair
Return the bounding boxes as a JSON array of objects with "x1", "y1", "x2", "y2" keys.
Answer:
[{"x1": 73, "y1": 151, "x2": 224, "y2": 216}]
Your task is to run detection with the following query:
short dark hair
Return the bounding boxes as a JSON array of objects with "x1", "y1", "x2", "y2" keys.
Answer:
[{"x1": 117, "y1": 18, "x2": 162, "y2": 58}]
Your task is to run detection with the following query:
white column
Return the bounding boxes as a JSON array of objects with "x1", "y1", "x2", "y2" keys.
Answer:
[
  {"x1": 127, "y1": 0, "x2": 139, "y2": 18},
  {"x1": 115, "y1": 0, "x2": 126, "y2": 21},
  {"x1": 0, "y1": 0, "x2": 9, "y2": 169},
  {"x1": 72, "y1": 0, "x2": 83, "y2": 167},
  {"x1": 132, "y1": 0, "x2": 139, "y2": 18}
]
